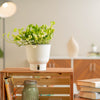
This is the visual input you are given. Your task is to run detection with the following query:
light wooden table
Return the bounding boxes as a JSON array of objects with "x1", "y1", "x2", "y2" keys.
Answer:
[{"x1": 0, "y1": 68, "x2": 73, "y2": 100}]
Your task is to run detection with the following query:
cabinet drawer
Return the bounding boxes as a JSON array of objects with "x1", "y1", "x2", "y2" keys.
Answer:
[
  {"x1": 74, "y1": 60, "x2": 92, "y2": 82},
  {"x1": 54, "y1": 59, "x2": 71, "y2": 68},
  {"x1": 47, "y1": 59, "x2": 71, "y2": 68}
]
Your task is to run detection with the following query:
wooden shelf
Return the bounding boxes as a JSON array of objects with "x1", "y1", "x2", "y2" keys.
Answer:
[
  {"x1": 0, "y1": 68, "x2": 73, "y2": 73},
  {"x1": 0, "y1": 68, "x2": 73, "y2": 100}
]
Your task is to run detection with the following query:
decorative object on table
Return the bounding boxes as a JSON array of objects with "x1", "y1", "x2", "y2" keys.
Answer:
[
  {"x1": 5, "y1": 21, "x2": 55, "y2": 71},
  {"x1": 77, "y1": 78, "x2": 100, "y2": 99},
  {"x1": 88, "y1": 44, "x2": 100, "y2": 57},
  {"x1": 91, "y1": 44, "x2": 97, "y2": 52},
  {"x1": 22, "y1": 80, "x2": 39, "y2": 100},
  {"x1": 0, "y1": 0, "x2": 17, "y2": 69},
  {"x1": 88, "y1": 52, "x2": 100, "y2": 57},
  {"x1": 67, "y1": 36, "x2": 79, "y2": 57}
]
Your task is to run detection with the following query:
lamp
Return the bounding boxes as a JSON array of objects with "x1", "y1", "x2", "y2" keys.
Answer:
[
  {"x1": 0, "y1": 0, "x2": 16, "y2": 69},
  {"x1": 0, "y1": 0, "x2": 16, "y2": 18}
]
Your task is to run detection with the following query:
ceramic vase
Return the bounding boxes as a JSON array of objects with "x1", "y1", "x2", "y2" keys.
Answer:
[{"x1": 67, "y1": 36, "x2": 79, "y2": 57}]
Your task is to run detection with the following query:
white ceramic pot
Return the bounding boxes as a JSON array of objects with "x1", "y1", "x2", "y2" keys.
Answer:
[{"x1": 26, "y1": 44, "x2": 51, "y2": 71}]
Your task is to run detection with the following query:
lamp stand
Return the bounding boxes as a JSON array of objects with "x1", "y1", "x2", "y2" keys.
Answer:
[{"x1": 3, "y1": 18, "x2": 5, "y2": 69}]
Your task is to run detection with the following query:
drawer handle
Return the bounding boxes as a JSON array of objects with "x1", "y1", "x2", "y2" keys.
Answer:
[
  {"x1": 93, "y1": 63, "x2": 96, "y2": 72},
  {"x1": 53, "y1": 63, "x2": 55, "y2": 68},
  {"x1": 90, "y1": 63, "x2": 92, "y2": 72},
  {"x1": 49, "y1": 63, "x2": 51, "y2": 68}
]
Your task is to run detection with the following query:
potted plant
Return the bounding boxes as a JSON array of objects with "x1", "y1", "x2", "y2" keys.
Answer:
[{"x1": 6, "y1": 21, "x2": 55, "y2": 71}]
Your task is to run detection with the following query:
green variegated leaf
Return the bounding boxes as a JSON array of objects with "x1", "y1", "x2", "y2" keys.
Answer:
[
  {"x1": 5, "y1": 21, "x2": 55, "y2": 46},
  {"x1": 13, "y1": 28, "x2": 17, "y2": 32}
]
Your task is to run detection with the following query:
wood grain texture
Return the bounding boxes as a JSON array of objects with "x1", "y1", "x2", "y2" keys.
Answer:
[
  {"x1": 0, "y1": 72, "x2": 2, "y2": 100},
  {"x1": 1, "y1": 68, "x2": 72, "y2": 76},
  {"x1": 54, "y1": 59, "x2": 71, "y2": 68},
  {"x1": 92, "y1": 60, "x2": 100, "y2": 78},
  {"x1": 47, "y1": 59, "x2": 71, "y2": 68},
  {"x1": 15, "y1": 87, "x2": 70, "y2": 94},
  {"x1": 16, "y1": 96, "x2": 70, "y2": 100},
  {"x1": 0, "y1": 72, "x2": 6, "y2": 100},
  {"x1": 8, "y1": 72, "x2": 71, "y2": 76},
  {"x1": 0, "y1": 68, "x2": 73, "y2": 100},
  {"x1": 0, "y1": 68, "x2": 73, "y2": 73},
  {"x1": 74, "y1": 59, "x2": 100, "y2": 82},
  {"x1": 13, "y1": 78, "x2": 70, "y2": 85},
  {"x1": 70, "y1": 73, "x2": 73, "y2": 100},
  {"x1": 39, "y1": 96, "x2": 70, "y2": 100},
  {"x1": 74, "y1": 60, "x2": 92, "y2": 82}
]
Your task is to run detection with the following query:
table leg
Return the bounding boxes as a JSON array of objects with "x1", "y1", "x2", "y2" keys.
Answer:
[
  {"x1": 0, "y1": 72, "x2": 5, "y2": 100},
  {"x1": 70, "y1": 73, "x2": 73, "y2": 100}
]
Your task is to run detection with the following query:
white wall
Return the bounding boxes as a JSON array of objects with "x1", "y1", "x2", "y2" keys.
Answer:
[{"x1": 5, "y1": 0, "x2": 100, "y2": 67}]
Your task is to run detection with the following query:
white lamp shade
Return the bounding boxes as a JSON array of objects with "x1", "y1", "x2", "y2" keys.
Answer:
[{"x1": 0, "y1": 2, "x2": 16, "y2": 18}]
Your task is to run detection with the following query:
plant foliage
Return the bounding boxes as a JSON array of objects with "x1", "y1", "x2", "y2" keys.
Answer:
[
  {"x1": 0, "y1": 48, "x2": 3, "y2": 58},
  {"x1": 6, "y1": 21, "x2": 55, "y2": 46}
]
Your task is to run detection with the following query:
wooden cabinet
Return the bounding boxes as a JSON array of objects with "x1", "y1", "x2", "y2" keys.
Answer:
[
  {"x1": 47, "y1": 59, "x2": 71, "y2": 68},
  {"x1": 74, "y1": 59, "x2": 100, "y2": 82},
  {"x1": 47, "y1": 59, "x2": 100, "y2": 81},
  {"x1": 92, "y1": 60, "x2": 100, "y2": 78}
]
